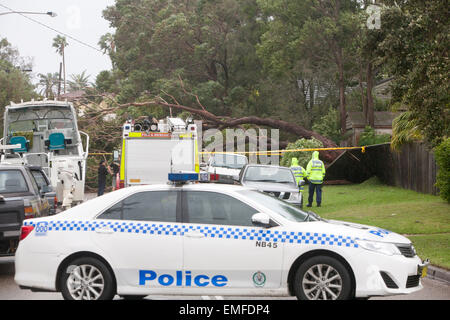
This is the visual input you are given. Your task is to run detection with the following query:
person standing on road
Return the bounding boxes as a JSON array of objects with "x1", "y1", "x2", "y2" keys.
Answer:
[
  {"x1": 110, "y1": 161, "x2": 120, "y2": 191},
  {"x1": 306, "y1": 151, "x2": 326, "y2": 207},
  {"x1": 97, "y1": 160, "x2": 112, "y2": 196}
]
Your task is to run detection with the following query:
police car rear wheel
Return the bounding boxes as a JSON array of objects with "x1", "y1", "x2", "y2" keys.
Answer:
[
  {"x1": 294, "y1": 256, "x2": 352, "y2": 300},
  {"x1": 60, "y1": 257, "x2": 115, "y2": 300}
]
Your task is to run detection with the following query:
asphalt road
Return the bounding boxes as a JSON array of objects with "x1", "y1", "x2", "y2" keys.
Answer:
[{"x1": 1, "y1": 256, "x2": 448, "y2": 300}]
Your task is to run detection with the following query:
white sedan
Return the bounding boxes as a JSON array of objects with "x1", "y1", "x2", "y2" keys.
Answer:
[{"x1": 15, "y1": 177, "x2": 428, "y2": 300}]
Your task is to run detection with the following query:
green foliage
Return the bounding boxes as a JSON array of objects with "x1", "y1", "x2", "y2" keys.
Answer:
[
  {"x1": 312, "y1": 107, "x2": 341, "y2": 144},
  {"x1": 280, "y1": 137, "x2": 323, "y2": 168},
  {"x1": 434, "y1": 138, "x2": 450, "y2": 202},
  {"x1": 358, "y1": 126, "x2": 391, "y2": 146},
  {"x1": 68, "y1": 70, "x2": 91, "y2": 92},
  {"x1": 52, "y1": 35, "x2": 68, "y2": 55},
  {"x1": 0, "y1": 38, "x2": 37, "y2": 132},
  {"x1": 95, "y1": 70, "x2": 115, "y2": 93},
  {"x1": 391, "y1": 111, "x2": 423, "y2": 151},
  {"x1": 37, "y1": 73, "x2": 59, "y2": 99},
  {"x1": 377, "y1": 1, "x2": 449, "y2": 146},
  {"x1": 101, "y1": 0, "x2": 267, "y2": 117}
]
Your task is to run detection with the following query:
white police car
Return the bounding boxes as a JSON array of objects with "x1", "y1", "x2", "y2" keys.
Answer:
[{"x1": 15, "y1": 173, "x2": 428, "y2": 300}]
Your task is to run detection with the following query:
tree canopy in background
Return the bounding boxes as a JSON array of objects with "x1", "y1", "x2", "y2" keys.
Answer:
[
  {"x1": 375, "y1": 0, "x2": 449, "y2": 147},
  {"x1": 0, "y1": 37, "x2": 37, "y2": 132},
  {"x1": 96, "y1": 0, "x2": 416, "y2": 149}
]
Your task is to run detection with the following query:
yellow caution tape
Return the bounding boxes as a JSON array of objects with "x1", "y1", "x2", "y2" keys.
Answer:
[
  {"x1": 199, "y1": 146, "x2": 366, "y2": 156},
  {"x1": 89, "y1": 147, "x2": 366, "y2": 157}
]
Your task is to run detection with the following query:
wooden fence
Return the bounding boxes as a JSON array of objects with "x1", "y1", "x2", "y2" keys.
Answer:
[{"x1": 326, "y1": 142, "x2": 439, "y2": 195}]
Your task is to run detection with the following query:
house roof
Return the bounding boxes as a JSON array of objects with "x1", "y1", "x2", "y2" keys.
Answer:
[
  {"x1": 346, "y1": 111, "x2": 401, "y2": 129},
  {"x1": 59, "y1": 90, "x2": 86, "y2": 100}
]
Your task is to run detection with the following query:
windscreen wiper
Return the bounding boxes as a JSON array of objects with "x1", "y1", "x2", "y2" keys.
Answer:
[{"x1": 304, "y1": 211, "x2": 321, "y2": 222}]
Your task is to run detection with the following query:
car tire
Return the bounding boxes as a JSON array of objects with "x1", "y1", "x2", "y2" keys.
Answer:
[
  {"x1": 60, "y1": 257, "x2": 115, "y2": 300},
  {"x1": 293, "y1": 255, "x2": 352, "y2": 300}
]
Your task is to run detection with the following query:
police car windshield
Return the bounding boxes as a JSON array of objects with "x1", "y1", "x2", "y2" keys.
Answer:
[{"x1": 238, "y1": 190, "x2": 309, "y2": 223}]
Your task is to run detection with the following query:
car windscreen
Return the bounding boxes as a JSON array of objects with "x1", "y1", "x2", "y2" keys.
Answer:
[
  {"x1": 0, "y1": 170, "x2": 29, "y2": 193},
  {"x1": 30, "y1": 170, "x2": 49, "y2": 190},
  {"x1": 211, "y1": 154, "x2": 248, "y2": 169},
  {"x1": 243, "y1": 166, "x2": 295, "y2": 184},
  {"x1": 238, "y1": 190, "x2": 309, "y2": 222}
]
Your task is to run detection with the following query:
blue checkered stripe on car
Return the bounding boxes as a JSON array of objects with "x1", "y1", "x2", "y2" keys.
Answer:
[{"x1": 23, "y1": 220, "x2": 359, "y2": 248}]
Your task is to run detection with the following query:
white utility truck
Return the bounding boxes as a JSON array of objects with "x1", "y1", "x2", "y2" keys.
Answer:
[
  {"x1": 1, "y1": 100, "x2": 89, "y2": 208},
  {"x1": 118, "y1": 116, "x2": 200, "y2": 188},
  {"x1": 206, "y1": 153, "x2": 248, "y2": 182}
]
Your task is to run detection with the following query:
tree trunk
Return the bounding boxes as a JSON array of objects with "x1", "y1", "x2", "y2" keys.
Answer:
[
  {"x1": 366, "y1": 62, "x2": 374, "y2": 127},
  {"x1": 337, "y1": 52, "x2": 347, "y2": 136},
  {"x1": 359, "y1": 67, "x2": 368, "y2": 125},
  {"x1": 62, "y1": 43, "x2": 66, "y2": 94},
  {"x1": 57, "y1": 62, "x2": 62, "y2": 100}
]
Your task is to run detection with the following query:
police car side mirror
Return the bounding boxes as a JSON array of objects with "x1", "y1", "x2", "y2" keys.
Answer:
[{"x1": 252, "y1": 213, "x2": 271, "y2": 228}]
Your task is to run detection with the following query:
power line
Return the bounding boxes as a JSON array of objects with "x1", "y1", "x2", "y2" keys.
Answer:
[{"x1": 0, "y1": 3, "x2": 104, "y2": 53}]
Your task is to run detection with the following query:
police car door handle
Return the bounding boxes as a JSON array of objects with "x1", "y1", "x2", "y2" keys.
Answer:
[
  {"x1": 184, "y1": 231, "x2": 205, "y2": 238},
  {"x1": 95, "y1": 227, "x2": 114, "y2": 234}
]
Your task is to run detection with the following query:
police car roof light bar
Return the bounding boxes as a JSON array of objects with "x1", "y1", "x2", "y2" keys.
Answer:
[{"x1": 168, "y1": 173, "x2": 199, "y2": 183}]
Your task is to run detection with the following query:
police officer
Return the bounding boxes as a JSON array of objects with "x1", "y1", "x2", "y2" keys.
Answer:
[
  {"x1": 306, "y1": 151, "x2": 326, "y2": 207},
  {"x1": 290, "y1": 157, "x2": 306, "y2": 208},
  {"x1": 290, "y1": 157, "x2": 307, "y2": 187}
]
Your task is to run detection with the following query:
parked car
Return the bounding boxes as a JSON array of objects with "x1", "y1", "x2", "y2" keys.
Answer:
[
  {"x1": 238, "y1": 164, "x2": 303, "y2": 207},
  {"x1": 27, "y1": 166, "x2": 57, "y2": 215},
  {"x1": 205, "y1": 154, "x2": 248, "y2": 183},
  {"x1": 0, "y1": 164, "x2": 53, "y2": 255}
]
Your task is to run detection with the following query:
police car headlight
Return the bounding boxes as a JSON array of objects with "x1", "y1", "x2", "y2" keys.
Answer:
[{"x1": 356, "y1": 240, "x2": 401, "y2": 256}]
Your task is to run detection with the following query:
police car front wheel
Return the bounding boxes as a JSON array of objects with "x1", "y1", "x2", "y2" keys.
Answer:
[
  {"x1": 60, "y1": 257, "x2": 115, "y2": 300},
  {"x1": 294, "y1": 255, "x2": 352, "y2": 300}
]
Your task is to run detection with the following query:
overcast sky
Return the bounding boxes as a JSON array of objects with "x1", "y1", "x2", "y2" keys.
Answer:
[{"x1": 0, "y1": 0, "x2": 115, "y2": 86}]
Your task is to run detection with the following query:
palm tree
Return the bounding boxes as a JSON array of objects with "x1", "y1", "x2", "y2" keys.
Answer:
[
  {"x1": 98, "y1": 32, "x2": 116, "y2": 69},
  {"x1": 52, "y1": 35, "x2": 68, "y2": 93},
  {"x1": 37, "y1": 72, "x2": 59, "y2": 99},
  {"x1": 67, "y1": 70, "x2": 91, "y2": 92},
  {"x1": 391, "y1": 111, "x2": 423, "y2": 151}
]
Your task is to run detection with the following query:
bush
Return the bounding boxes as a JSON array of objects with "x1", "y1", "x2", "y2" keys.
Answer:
[
  {"x1": 312, "y1": 107, "x2": 341, "y2": 144},
  {"x1": 358, "y1": 126, "x2": 391, "y2": 146},
  {"x1": 280, "y1": 137, "x2": 323, "y2": 168},
  {"x1": 434, "y1": 138, "x2": 450, "y2": 202}
]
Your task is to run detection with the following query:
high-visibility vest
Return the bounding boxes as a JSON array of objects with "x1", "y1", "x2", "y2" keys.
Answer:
[
  {"x1": 291, "y1": 166, "x2": 306, "y2": 190},
  {"x1": 306, "y1": 159, "x2": 325, "y2": 184}
]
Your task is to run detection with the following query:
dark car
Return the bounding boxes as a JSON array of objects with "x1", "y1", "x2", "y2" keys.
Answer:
[{"x1": 0, "y1": 164, "x2": 53, "y2": 255}]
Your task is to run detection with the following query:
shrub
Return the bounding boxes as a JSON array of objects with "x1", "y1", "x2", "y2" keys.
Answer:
[
  {"x1": 434, "y1": 138, "x2": 450, "y2": 202},
  {"x1": 280, "y1": 137, "x2": 323, "y2": 168},
  {"x1": 312, "y1": 107, "x2": 341, "y2": 145},
  {"x1": 358, "y1": 126, "x2": 391, "y2": 146}
]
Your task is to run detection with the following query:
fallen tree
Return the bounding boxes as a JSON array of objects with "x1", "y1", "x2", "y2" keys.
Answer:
[{"x1": 115, "y1": 99, "x2": 342, "y2": 163}]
